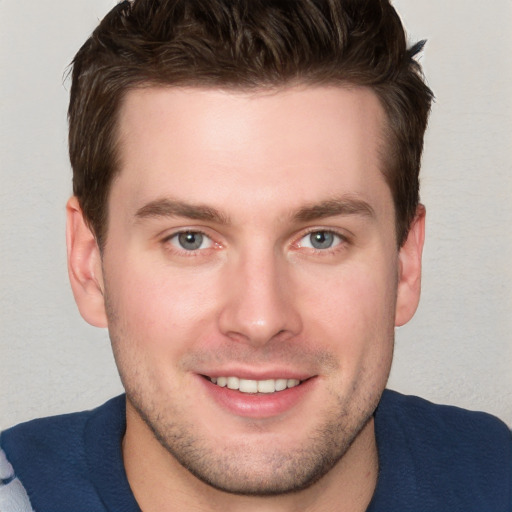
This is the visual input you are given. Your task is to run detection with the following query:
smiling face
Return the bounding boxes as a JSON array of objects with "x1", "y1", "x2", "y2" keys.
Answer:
[{"x1": 68, "y1": 85, "x2": 424, "y2": 499}]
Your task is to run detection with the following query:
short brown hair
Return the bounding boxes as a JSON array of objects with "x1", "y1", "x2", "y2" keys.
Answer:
[{"x1": 69, "y1": 0, "x2": 433, "y2": 248}]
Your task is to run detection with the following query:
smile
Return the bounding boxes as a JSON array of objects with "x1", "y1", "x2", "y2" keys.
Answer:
[{"x1": 207, "y1": 376, "x2": 302, "y2": 394}]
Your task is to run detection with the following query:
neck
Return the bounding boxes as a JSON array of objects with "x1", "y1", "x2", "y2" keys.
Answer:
[{"x1": 123, "y1": 402, "x2": 378, "y2": 512}]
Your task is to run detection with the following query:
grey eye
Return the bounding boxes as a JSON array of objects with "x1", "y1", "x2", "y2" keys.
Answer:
[
  {"x1": 299, "y1": 230, "x2": 342, "y2": 250},
  {"x1": 176, "y1": 232, "x2": 206, "y2": 250},
  {"x1": 309, "y1": 231, "x2": 335, "y2": 249}
]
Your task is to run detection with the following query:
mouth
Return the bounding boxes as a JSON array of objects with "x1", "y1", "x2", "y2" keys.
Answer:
[
  {"x1": 205, "y1": 376, "x2": 303, "y2": 394},
  {"x1": 200, "y1": 373, "x2": 316, "y2": 418}
]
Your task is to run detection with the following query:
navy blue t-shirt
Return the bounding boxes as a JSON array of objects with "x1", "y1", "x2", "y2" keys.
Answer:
[{"x1": 1, "y1": 390, "x2": 511, "y2": 511}]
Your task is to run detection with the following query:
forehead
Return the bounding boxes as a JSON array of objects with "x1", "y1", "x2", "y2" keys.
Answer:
[{"x1": 112, "y1": 85, "x2": 391, "y2": 219}]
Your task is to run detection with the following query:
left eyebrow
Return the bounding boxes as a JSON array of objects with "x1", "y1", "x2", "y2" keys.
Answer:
[
  {"x1": 134, "y1": 198, "x2": 231, "y2": 224},
  {"x1": 292, "y1": 196, "x2": 376, "y2": 222}
]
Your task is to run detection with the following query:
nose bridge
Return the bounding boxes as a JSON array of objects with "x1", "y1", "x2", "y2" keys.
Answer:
[{"x1": 218, "y1": 243, "x2": 301, "y2": 345}]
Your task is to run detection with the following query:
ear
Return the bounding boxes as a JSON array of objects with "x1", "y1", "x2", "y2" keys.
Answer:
[
  {"x1": 66, "y1": 196, "x2": 108, "y2": 328},
  {"x1": 395, "y1": 205, "x2": 426, "y2": 327}
]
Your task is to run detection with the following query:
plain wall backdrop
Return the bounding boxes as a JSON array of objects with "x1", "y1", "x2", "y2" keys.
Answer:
[{"x1": 1, "y1": 0, "x2": 511, "y2": 430}]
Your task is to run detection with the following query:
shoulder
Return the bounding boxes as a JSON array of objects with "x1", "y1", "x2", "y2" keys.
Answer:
[
  {"x1": 0, "y1": 395, "x2": 127, "y2": 512},
  {"x1": 378, "y1": 389, "x2": 511, "y2": 444},
  {"x1": 372, "y1": 390, "x2": 512, "y2": 511},
  {"x1": 1, "y1": 395, "x2": 125, "y2": 467},
  {"x1": 377, "y1": 389, "x2": 511, "y2": 456}
]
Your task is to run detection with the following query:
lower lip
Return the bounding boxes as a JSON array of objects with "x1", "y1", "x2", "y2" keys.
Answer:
[{"x1": 198, "y1": 376, "x2": 316, "y2": 419}]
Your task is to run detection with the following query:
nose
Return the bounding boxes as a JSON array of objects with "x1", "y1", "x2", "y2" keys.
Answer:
[{"x1": 218, "y1": 249, "x2": 302, "y2": 347}]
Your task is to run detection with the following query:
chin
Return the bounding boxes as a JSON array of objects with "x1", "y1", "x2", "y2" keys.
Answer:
[{"x1": 128, "y1": 385, "x2": 379, "y2": 497}]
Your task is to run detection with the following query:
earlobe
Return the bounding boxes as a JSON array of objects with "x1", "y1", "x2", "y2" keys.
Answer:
[
  {"x1": 66, "y1": 196, "x2": 108, "y2": 328},
  {"x1": 395, "y1": 205, "x2": 426, "y2": 327}
]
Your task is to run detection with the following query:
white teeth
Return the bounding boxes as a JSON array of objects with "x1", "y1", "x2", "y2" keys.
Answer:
[
  {"x1": 227, "y1": 376, "x2": 239, "y2": 390},
  {"x1": 239, "y1": 379, "x2": 258, "y2": 393},
  {"x1": 275, "y1": 379, "x2": 288, "y2": 391},
  {"x1": 209, "y1": 376, "x2": 302, "y2": 394},
  {"x1": 257, "y1": 379, "x2": 276, "y2": 393}
]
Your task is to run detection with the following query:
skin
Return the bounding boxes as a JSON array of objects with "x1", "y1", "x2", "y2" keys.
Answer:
[{"x1": 67, "y1": 85, "x2": 425, "y2": 512}]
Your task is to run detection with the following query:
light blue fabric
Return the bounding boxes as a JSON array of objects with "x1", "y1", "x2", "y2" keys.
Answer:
[{"x1": 0, "y1": 449, "x2": 33, "y2": 512}]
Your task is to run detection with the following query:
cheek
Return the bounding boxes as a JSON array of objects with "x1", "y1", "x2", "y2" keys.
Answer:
[
  {"x1": 297, "y1": 261, "x2": 397, "y2": 363},
  {"x1": 105, "y1": 259, "x2": 221, "y2": 352},
  {"x1": 301, "y1": 259, "x2": 396, "y2": 322}
]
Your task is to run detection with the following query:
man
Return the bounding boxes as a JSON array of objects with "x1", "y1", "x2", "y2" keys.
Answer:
[{"x1": 1, "y1": 0, "x2": 510, "y2": 511}]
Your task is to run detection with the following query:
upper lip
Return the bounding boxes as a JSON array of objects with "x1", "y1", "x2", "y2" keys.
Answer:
[{"x1": 197, "y1": 367, "x2": 314, "y2": 381}]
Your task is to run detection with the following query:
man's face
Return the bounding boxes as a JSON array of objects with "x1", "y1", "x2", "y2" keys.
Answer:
[{"x1": 93, "y1": 86, "x2": 417, "y2": 494}]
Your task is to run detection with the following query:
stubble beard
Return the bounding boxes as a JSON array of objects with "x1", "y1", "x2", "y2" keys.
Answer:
[{"x1": 121, "y1": 374, "x2": 382, "y2": 497}]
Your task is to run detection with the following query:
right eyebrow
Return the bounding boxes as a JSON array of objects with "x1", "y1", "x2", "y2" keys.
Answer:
[
  {"x1": 135, "y1": 198, "x2": 231, "y2": 225},
  {"x1": 292, "y1": 196, "x2": 376, "y2": 223}
]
